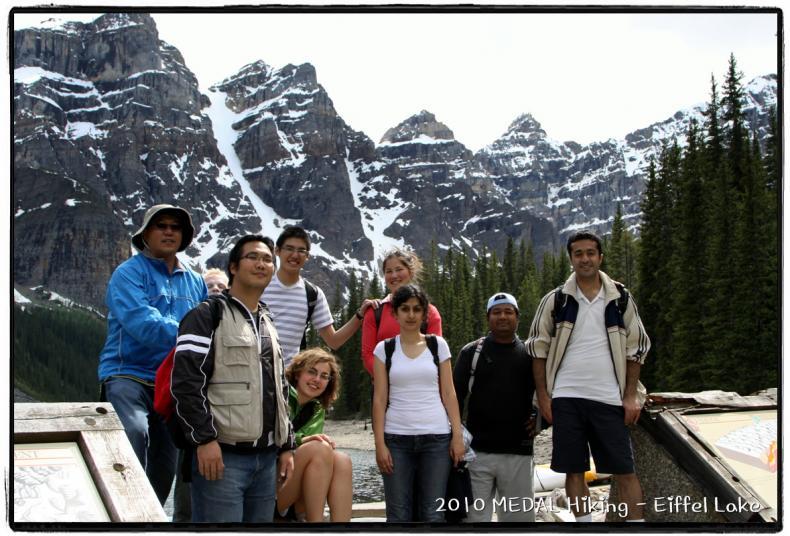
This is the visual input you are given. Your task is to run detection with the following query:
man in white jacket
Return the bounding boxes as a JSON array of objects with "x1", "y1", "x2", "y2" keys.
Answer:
[{"x1": 526, "y1": 230, "x2": 650, "y2": 523}]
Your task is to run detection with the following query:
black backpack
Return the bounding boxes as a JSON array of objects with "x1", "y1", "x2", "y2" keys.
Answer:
[
  {"x1": 299, "y1": 279, "x2": 319, "y2": 350},
  {"x1": 551, "y1": 281, "x2": 629, "y2": 328},
  {"x1": 383, "y1": 334, "x2": 440, "y2": 407}
]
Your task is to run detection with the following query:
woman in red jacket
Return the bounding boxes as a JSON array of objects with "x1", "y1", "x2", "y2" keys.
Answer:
[{"x1": 361, "y1": 247, "x2": 442, "y2": 378}]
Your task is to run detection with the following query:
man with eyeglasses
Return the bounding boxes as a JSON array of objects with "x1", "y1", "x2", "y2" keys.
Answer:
[
  {"x1": 171, "y1": 234, "x2": 296, "y2": 522},
  {"x1": 453, "y1": 293, "x2": 537, "y2": 522},
  {"x1": 262, "y1": 226, "x2": 378, "y2": 368},
  {"x1": 97, "y1": 204, "x2": 208, "y2": 506}
]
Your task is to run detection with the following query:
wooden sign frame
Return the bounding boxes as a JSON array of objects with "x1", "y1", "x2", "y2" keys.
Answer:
[{"x1": 12, "y1": 402, "x2": 168, "y2": 524}]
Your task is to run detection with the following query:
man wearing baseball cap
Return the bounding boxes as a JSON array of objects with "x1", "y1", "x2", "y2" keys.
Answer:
[
  {"x1": 98, "y1": 204, "x2": 208, "y2": 506},
  {"x1": 453, "y1": 292, "x2": 537, "y2": 522}
]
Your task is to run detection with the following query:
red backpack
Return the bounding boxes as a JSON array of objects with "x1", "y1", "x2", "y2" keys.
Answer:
[
  {"x1": 153, "y1": 347, "x2": 178, "y2": 422},
  {"x1": 154, "y1": 296, "x2": 223, "y2": 446}
]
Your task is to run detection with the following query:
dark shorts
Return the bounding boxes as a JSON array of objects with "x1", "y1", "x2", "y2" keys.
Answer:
[{"x1": 550, "y1": 397, "x2": 635, "y2": 475}]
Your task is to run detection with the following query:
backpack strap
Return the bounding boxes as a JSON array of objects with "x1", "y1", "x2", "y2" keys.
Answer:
[
  {"x1": 425, "y1": 334, "x2": 440, "y2": 368},
  {"x1": 384, "y1": 337, "x2": 396, "y2": 374},
  {"x1": 550, "y1": 285, "x2": 565, "y2": 335},
  {"x1": 385, "y1": 335, "x2": 441, "y2": 408},
  {"x1": 292, "y1": 399, "x2": 319, "y2": 434},
  {"x1": 467, "y1": 336, "x2": 486, "y2": 394},
  {"x1": 384, "y1": 337, "x2": 396, "y2": 409},
  {"x1": 613, "y1": 281, "x2": 630, "y2": 317},
  {"x1": 299, "y1": 279, "x2": 320, "y2": 350},
  {"x1": 208, "y1": 294, "x2": 224, "y2": 330},
  {"x1": 374, "y1": 304, "x2": 384, "y2": 335}
]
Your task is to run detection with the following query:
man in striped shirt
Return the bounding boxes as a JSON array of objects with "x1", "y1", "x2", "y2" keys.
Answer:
[{"x1": 262, "y1": 226, "x2": 377, "y2": 368}]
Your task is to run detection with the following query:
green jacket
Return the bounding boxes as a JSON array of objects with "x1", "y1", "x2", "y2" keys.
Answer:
[{"x1": 288, "y1": 384, "x2": 325, "y2": 446}]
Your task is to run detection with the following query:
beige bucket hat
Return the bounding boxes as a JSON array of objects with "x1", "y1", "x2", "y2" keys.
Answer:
[{"x1": 131, "y1": 204, "x2": 195, "y2": 252}]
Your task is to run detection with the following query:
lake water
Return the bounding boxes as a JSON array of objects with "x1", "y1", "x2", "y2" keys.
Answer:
[{"x1": 163, "y1": 447, "x2": 382, "y2": 519}]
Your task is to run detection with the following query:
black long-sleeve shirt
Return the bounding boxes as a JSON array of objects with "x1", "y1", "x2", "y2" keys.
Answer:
[{"x1": 453, "y1": 334, "x2": 535, "y2": 456}]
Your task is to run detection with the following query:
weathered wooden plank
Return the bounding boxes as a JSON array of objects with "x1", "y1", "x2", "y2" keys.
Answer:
[
  {"x1": 13, "y1": 403, "x2": 167, "y2": 523},
  {"x1": 79, "y1": 430, "x2": 167, "y2": 522},
  {"x1": 14, "y1": 403, "x2": 124, "y2": 435}
]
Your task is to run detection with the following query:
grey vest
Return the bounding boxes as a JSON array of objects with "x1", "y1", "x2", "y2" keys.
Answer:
[{"x1": 208, "y1": 300, "x2": 290, "y2": 447}]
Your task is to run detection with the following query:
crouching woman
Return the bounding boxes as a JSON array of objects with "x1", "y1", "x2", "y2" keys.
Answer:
[{"x1": 277, "y1": 348, "x2": 353, "y2": 522}]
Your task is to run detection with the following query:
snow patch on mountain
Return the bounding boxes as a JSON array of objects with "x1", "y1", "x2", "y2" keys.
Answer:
[{"x1": 205, "y1": 88, "x2": 298, "y2": 234}]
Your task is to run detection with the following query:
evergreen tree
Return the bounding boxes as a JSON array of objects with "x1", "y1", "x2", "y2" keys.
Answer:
[
  {"x1": 637, "y1": 153, "x2": 676, "y2": 391},
  {"x1": 763, "y1": 106, "x2": 780, "y2": 191},
  {"x1": 447, "y1": 249, "x2": 473, "y2": 357},
  {"x1": 502, "y1": 237, "x2": 517, "y2": 294},
  {"x1": 553, "y1": 249, "x2": 570, "y2": 288},
  {"x1": 368, "y1": 270, "x2": 384, "y2": 299},
  {"x1": 606, "y1": 204, "x2": 627, "y2": 282},
  {"x1": 540, "y1": 251, "x2": 556, "y2": 295},
  {"x1": 699, "y1": 72, "x2": 737, "y2": 388},
  {"x1": 722, "y1": 54, "x2": 748, "y2": 190},
  {"x1": 727, "y1": 134, "x2": 778, "y2": 391},
  {"x1": 516, "y1": 251, "x2": 542, "y2": 340},
  {"x1": 667, "y1": 120, "x2": 707, "y2": 390},
  {"x1": 515, "y1": 239, "x2": 530, "y2": 293},
  {"x1": 423, "y1": 240, "x2": 441, "y2": 301},
  {"x1": 488, "y1": 251, "x2": 502, "y2": 297},
  {"x1": 334, "y1": 272, "x2": 362, "y2": 417}
]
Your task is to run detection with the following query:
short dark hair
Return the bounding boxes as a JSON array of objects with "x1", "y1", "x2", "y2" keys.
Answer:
[
  {"x1": 391, "y1": 284, "x2": 429, "y2": 314},
  {"x1": 566, "y1": 230, "x2": 603, "y2": 256},
  {"x1": 276, "y1": 226, "x2": 311, "y2": 251},
  {"x1": 226, "y1": 234, "x2": 274, "y2": 286}
]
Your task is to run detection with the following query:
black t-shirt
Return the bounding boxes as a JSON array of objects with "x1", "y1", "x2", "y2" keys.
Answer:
[{"x1": 453, "y1": 334, "x2": 535, "y2": 455}]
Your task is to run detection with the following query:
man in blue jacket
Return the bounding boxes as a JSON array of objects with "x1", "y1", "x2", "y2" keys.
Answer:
[{"x1": 98, "y1": 204, "x2": 207, "y2": 505}]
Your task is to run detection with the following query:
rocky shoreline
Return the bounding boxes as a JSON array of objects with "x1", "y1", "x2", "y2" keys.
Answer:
[{"x1": 323, "y1": 419, "x2": 553, "y2": 465}]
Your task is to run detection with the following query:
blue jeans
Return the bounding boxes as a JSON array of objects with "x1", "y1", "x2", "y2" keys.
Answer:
[
  {"x1": 102, "y1": 376, "x2": 176, "y2": 505},
  {"x1": 191, "y1": 447, "x2": 278, "y2": 523},
  {"x1": 382, "y1": 433, "x2": 451, "y2": 522}
]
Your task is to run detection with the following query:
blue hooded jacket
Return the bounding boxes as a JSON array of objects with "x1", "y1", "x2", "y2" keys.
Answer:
[{"x1": 98, "y1": 253, "x2": 208, "y2": 383}]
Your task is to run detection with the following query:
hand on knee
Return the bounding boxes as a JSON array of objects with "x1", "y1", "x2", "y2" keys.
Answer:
[{"x1": 301, "y1": 439, "x2": 334, "y2": 465}]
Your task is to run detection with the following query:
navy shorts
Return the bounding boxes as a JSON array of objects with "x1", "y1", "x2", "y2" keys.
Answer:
[{"x1": 550, "y1": 397, "x2": 635, "y2": 475}]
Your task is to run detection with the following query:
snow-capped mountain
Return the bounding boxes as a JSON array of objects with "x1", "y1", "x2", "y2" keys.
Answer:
[
  {"x1": 473, "y1": 73, "x2": 777, "y2": 235},
  {"x1": 13, "y1": 13, "x2": 777, "y2": 311},
  {"x1": 14, "y1": 13, "x2": 258, "y2": 308}
]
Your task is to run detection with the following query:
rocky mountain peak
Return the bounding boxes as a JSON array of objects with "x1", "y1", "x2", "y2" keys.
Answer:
[
  {"x1": 214, "y1": 60, "x2": 321, "y2": 114},
  {"x1": 508, "y1": 113, "x2": 545, "y2": 135},
  {"x1": 380, "y1": 109, "x2": 456, "y2": 144},
  {"x1": 214, "y1": 60, "x2": 271, "y2": 90},
  {"x1": 88, "y1": 12, "x2": 156, "y2": 33}
]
